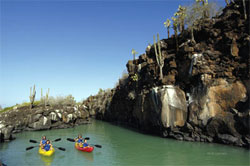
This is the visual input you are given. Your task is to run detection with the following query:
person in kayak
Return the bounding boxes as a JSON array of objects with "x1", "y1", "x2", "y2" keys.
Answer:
[
  {"x1": 39, "y1": 136, "x2": 47, "y2": 147},
  {"x1": 43, "y1": 140, "x2": 53, "y2": 151},
  {"x1": 75, "y1": 134, "x2": 83, "y2": 147},
  {"x1": 83, "y1": 139, "x2": 90, "y2": 148}
]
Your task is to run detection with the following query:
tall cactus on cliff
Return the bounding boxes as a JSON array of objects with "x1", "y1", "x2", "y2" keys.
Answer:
[
  {"x1": 45, "y1": 88, "x2": 50, "y2": 108},
  {"x1": 174, "y1": 5, "x2": 187, "y2": 33},
  {"x1": 164, "y1": 18, "x2": 171, "y2": 38},
  {"x1": 29, "y1": 84, "x2": 36, "y2": 109},
  {"x1": 242, "y1": 0, "x2": 247, "y2": 20},
  {"x1": 131, "y1": 49, "x2": 138, "y2": 62},
  {"x1": 196, "y1": 0, "x2": 209, "y2": 18},
  {"x1": 172, "y1": 17, "x2": 179, "y2": 51},
  {"x1": 153, "y1": 33, "x2": 164, "y2": 80},
  {"x1": 41, "y1": 88, "x2": 43, "y2": 105}
]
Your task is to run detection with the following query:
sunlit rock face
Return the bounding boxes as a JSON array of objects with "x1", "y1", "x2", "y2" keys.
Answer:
[
  {"x1": 146, "y1": 85, "x2": 187, "y2": 128},
  {"x1": 130, "y1": 86, "x2": 187, "y2": 130},
  {"x1": 188, "y1": 79, "x2": 247, "y2": 126}
]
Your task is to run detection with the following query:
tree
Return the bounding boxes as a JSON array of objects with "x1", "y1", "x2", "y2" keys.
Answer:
[
  {"x1": 164, "y1": 18, "x2": 171, "y2": 38},
  {"x1": 185, "y1": 2, "x2": 202, "y2": 43},
  {"x1": 153, "y1": 33, "x2": 165, "y2": 80},
  {"x1": 131, "y1": 49, "x2": 138, "y2": 62},
  {"x1": 184, "y1": 0, "x2": 220, "y2": 43}
]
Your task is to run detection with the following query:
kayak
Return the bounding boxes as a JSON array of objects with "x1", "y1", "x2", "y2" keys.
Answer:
[
  {"x1": 75, "y1": 143, "x2": 94, "y2": 152},
  {"x1": 39, "y1": 147, "x2": 55, "y2": 156}
]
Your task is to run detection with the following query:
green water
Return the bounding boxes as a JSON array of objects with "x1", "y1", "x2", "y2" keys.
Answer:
[{"x1": 0, "y1": 120, "x2": 249, "y2": 166}]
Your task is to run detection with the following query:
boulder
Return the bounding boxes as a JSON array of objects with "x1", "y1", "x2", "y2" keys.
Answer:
[
  {"x1": 1, "y1": 126, "x2": 14, "y2": 140},
  {"x1": 28, "y1": 116, "x2": 51, "y2": 130},
  {"x1": 49, "y1": 112, "x2": 58, "y2": 122},
  {"x1": 32, "y1": 114, "x2": 42, "y2": 122}
]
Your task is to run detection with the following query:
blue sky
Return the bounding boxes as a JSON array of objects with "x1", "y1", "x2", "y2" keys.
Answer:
[{"x1": 0, "y1": 0, "x2": 225, "y2": 107}]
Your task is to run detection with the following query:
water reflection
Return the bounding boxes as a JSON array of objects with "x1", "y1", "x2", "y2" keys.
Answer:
[
  {"x1": 0, "y1": 120, "x2": 249, "y2": 166},
  {"x1": 77, "y1": 150, "x2": 94, "y2": 162},
  {"x1": 40, "y1": 154, "x2": 55, "y2": 166}
]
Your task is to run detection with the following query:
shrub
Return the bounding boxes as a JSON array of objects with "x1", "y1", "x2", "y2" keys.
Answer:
[{"x1": 48, "y1": 95, "x2": 76, "y2": 107}]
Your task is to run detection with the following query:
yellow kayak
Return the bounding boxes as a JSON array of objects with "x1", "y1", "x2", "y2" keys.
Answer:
[{"x1": 39, "y1": 147, "x2": 55, "y2": 156}]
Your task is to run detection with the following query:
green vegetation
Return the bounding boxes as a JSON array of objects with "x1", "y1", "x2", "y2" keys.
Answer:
[
  {"x1": 29, "y1": 84, "x2": 36, "y2": 109},
  {"x1": 0, "y1": 101, "x2": 41, "y2": 114},
  {"x1": 153, "y1": 33, "x2": 165, "y2": 80},
  {"x1": 131, "y1": 73, "x2": 139, "y2": 81},
  {"x1": 0, "y1": 106, "x2": 15, "y2": 113}
]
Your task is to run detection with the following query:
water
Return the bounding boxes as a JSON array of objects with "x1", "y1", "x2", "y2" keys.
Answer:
[{"x1": 0, "y1": 120, "x2": 249, "y2": 166}]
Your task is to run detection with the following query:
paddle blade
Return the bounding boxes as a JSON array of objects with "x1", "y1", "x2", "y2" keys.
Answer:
[
  {"x1": 67, "y1": 138, "x2": 75, "y2": 142},
  {"x1": 53, "y1": 138, "x2": 61, "y2": 142},
  {"x1": 29, "y1": 140, "x2": 38, "y2": 143},
  {"x1": 26, "y1": 146, "x2": 35, "y2": 151},
  {"x1": 58, "y1": 147, "x2": 66, "y2": 151},
  {"x1": 94, "y1": 144, "x2": 102, "y2": 148}
]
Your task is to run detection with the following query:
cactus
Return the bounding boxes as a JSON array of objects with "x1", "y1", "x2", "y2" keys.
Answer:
[
  {"x1": 45, "y1": 88, "x2": 50, "y2": 108},
  {"x1": 153, "y1": 33, "x2": 165, "y2": 80},
  {"x1": 174, "y1": 5, "x2": 187, "y2": 33},
  {"x1": 131, "y1": 49, "x2": 138, "y2": 62},
  {"x1": 172, "y1": 17, "x2": 179, "y2": 51},
  {"x1": 196, "y1": 0, "x2": 209, "y2": 18},
  {"x1": 242, "y1": 0, "x2": 247, "y2": 20},
  {"x1": 29, "y1": 84, "x2": 36, "y2": 109},
  {"x1": 164, "y1": 18, "x2": 171, "y2": 38},
  {"x1": 41, "y1": 88, "x2": 43, "y2": 99}
]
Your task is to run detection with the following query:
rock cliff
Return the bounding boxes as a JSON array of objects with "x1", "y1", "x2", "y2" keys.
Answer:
[
  {"x1": 0, "y1": 105, "x2": 90, "y2": 142},
  {"x1": 83, "y1": 0, "x2": 249, "y2": 148}
]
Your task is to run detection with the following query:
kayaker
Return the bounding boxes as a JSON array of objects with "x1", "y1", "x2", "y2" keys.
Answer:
[
  {"x1": 43, "y1": 140, "x2": 53, "y2": 151},
  {"x1": 83, "y1": 139, "x2": 89, "y2": 148},
  {"x1": 39, "y1": 136, "x2": 47, "y2": 147},
  {"x1": 75, "y1": 134, "x2": 83, "y2": 147}
]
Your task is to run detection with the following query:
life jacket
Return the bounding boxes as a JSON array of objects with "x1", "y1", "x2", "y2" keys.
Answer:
[
  {"x1": 77, "y1": 138, "x2": 83, "y2": 143},
  {"x1": 42, "y1": 139, "x2": 46, "y2": 145},
  {"x1": 44, "y1": 144, "x2": 51, "y2": 151},
  {"x1": 83, "y1": 143, "x2": 88, "y2": 147}
]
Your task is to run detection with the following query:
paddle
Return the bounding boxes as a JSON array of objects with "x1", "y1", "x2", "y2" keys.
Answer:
[
  {"x1": 53, "y1": 146, "x2": 66, "y2": 151},
  {"x1": 66, "y1": 137, "x2": 90, "y2": 142},
  {"x1": 26, "y1": 145, "x2": 66, "y2": 151},
  {"x1": 90, "y1": 144, "x2": 102, "y2": 148},
  {"x1": 29, "y1": 138, "x2": 61, "y2": 144},
  {"x1": 26, "y1": 146, "x2": 39, "y2": 151}
]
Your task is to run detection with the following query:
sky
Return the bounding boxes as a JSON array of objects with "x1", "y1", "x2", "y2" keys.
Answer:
[{"x1": 0, "y1": 0, "x2": 225, "y2": 108}]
